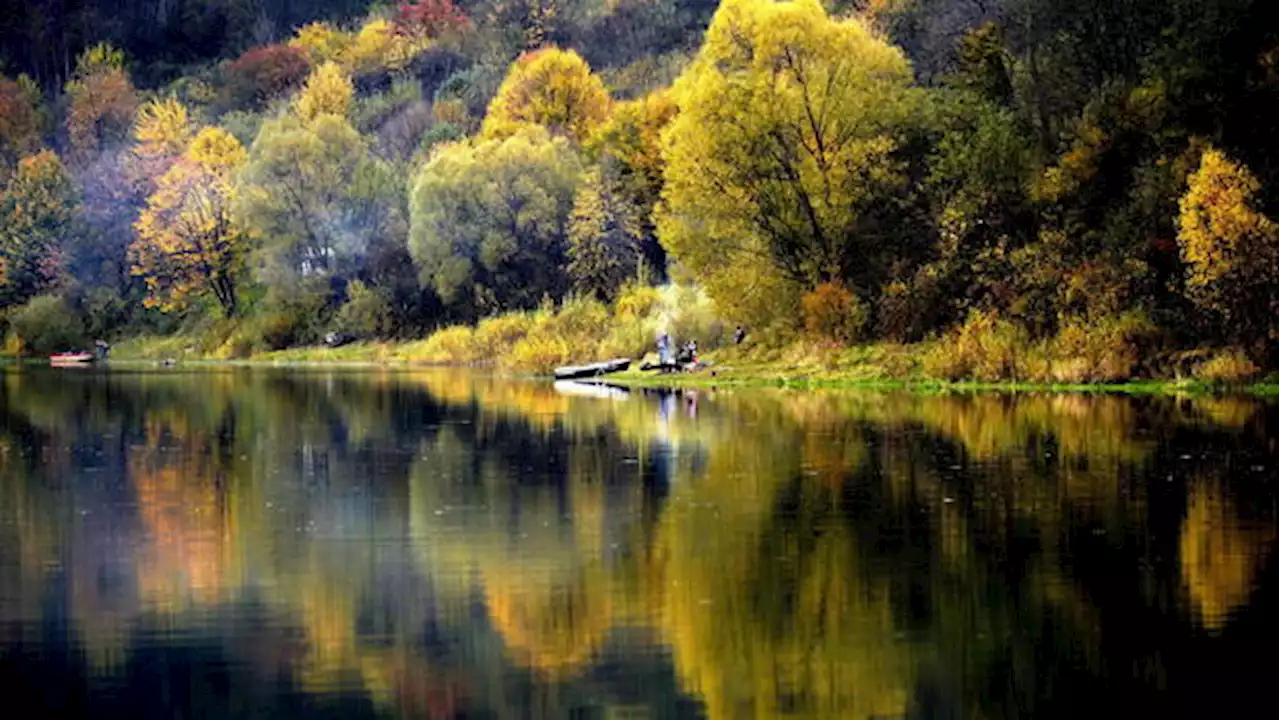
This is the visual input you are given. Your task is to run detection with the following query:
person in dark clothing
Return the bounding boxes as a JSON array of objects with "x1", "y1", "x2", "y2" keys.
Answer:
[{"x1": 733, "y1": 326, "x2": 746, "y2": 345}]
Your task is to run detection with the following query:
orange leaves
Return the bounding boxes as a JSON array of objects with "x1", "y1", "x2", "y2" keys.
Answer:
[
  {"x1": 800, "y1": 282, "x2": 866, "y2": 344},
  {"x1": 65, "y1": 45, "x2": 138, "y2": 161}
]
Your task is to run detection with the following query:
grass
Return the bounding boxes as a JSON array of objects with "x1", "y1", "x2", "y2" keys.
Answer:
[{"x1": 77, "y1": 302, "x2": 1280, "y2": 397}]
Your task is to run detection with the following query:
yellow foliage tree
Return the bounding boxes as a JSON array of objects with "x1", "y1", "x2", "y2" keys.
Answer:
[
  {"x1": 129, "y1": 127, "x2": 248, "y2": 315},
  {"x1": 481, "y1": 47, "x2": 612, "y2": 144},
  {"x1": 289, "y1": 22, "x2": 352, "y2": 64},
  {"x1": 293, "y1": 62, "x2": 354, "y2": 123},
  {"x1": 1176, "y1": 147, "x2": 1278, "y2": 337},
  {"x1": 656, "y1": 0, "x2": 918, "y2": 324},
  {"x1": 133, "y1": 97, "x2": 193, "y2": 158}
]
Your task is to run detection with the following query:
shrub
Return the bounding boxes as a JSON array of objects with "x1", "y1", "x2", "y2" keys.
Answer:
[
  {"x1": 1050, "y1": 312, "x2": 1159, "y2": 382},
  {"x1": 1193, "y1": 349, "x2": 1260, "y2": 384},
  {"x1": 614, "y1": 282, "x2": 661, "y2": 321},
  {"x1": 801, "y1": 282, "x2": 866, "y2": 345},
  {"x1": 922, "y1": 310, "x2": 1028, "y2": 381},
  {"x1": 7, "y1": 295, "x2": 85, "y2": 355},
  {"x1": 417, "y1": 324, "x2": 476, "y2": 363},
  {"x1": 508, "y1": 333, "x2": 572, "y2": 373},
  {"x1": 334, "y1": 280, "x2": 393, "y2": 338},
  {"x1": 473, "y1": 312, "x2": 534, "y2": 358}
]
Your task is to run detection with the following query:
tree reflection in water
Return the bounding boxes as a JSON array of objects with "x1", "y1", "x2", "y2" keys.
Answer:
[{"x1": 0, "y1": 367, "x2": 1274, "y2": 718}]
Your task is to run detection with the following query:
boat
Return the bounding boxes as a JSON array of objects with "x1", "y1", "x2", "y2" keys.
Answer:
[
  {"x1": 553, "y1": 358, "x2": 631, "y2": 380},
  {"x1": 49, "y1": 352, "x2": 96, "y2": 366}
]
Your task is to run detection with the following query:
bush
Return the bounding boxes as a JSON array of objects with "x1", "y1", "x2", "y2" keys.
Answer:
[
  {"x1": 922, "y1": 310, "x2": 1027, "y2": 381},
  {"x1": 334, "y1": 280, "x2": 393, "y2": 339},
  {"x1": 801, "y1": 282, "x2": 866, "y2": 345},
  {"x1": 416, "y1": 324, "x2": 477, "y2": 363},
  {"x1": 1049, "y1": 312, "x2": 1159, "y2": 382},
  {"x1": 6, "y1": 296, "x2": 85, "y2": 355},
  {"x1": 508, "y1": 333, "x2": 573, "y2": 373},
  {"x1": 614, "y1": 282, "x2": 661, "y2": 321},
  {"x1": 473, "y1": 313, "x2": 534, "y2": 358},
  {"x1": 1193, "y1": 349, "x2": 1260, "y2": 383}
]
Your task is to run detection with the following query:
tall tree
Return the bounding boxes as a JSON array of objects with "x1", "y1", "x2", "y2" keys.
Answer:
[
  {"x1": 409, "y1": 125, "x2": 582, "y2": 313},
  {"x1": 0, "y1": 150, "x2": 76, "y2": 305},
  {"x1": 235, "y1": 114, "x2": 403, "y2": 284},
  {"x1": 129, "y1": 127, "x2": 249, "y2": 316},
  {"x1": 64, "y1": 43, "x2": 139, "y2": 161},
  {"x1": 657, "y1": 0, "x2": 922, "y2": 308},
  {"x1": 1177, "y1": 147, "x2": 1277, "y2": 350}
]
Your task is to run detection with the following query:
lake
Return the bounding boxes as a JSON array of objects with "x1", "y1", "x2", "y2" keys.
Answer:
[{"x1": 0, "y1": 367, "x2": 1274, "y2": 718}]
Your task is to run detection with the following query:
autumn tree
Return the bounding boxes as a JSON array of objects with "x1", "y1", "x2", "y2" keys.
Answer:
[
  {"x1": 129, "y1": 127, "x2": 249, "y2": 315},
  {"x1": 395, "y1": 0, "x2": 472, "y2": 40},
  {"x1": 657, "y1": 0, "x2": 922, "y2": 322},
  {"x1": 584, "y1": 89, "x2": 678, "y2": 280},
  {"x1": 65, "y1": 44, "x2": 139, "y2": 161},
  {"x1": 482, "y1": 48, "x2": 612, "y2": 144},
  {"x1": 134, "y1": 97, "x2": 194, "y2": 159},
  {"x1": 1176, "y1": 148, "x2": 1278, "y2": 347},
  {"x1": 0, "y1": 75, "x2": 44, "y2": 173},
  {"x1": 221, "y1": 44, "x2": 312, "y2": 111},
  {"x1": 235, "y1": 114, "x2": 404, "y2": 285},
  {"x1": 567, "y1": 169, "x2": 646, "y2": 300},
  {"x1": 289, "y1": 22, "x2": 353, "y2": 64},
  {"x1": 0, "y1": 150, "x2": 77, "y2": 304},
  {"x1": 293, "y1": 62, "x2": 355, "y2": 123},
  {"x1": 409, "y1": 125, "x2": 582, "y2": 313}
]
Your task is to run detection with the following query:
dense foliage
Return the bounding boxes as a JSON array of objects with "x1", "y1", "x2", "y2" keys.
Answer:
[{"x1": 0, "y1": 0, "x2": 1274, "y2": 376}]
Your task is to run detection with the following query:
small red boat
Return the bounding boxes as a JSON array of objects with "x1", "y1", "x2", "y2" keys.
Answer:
[{"x1": 49, "y1": 352, "x2": 96, "y2": 366}]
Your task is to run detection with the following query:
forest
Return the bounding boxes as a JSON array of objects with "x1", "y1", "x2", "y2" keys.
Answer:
[{"x1": 0, "y1": 0, "x2": 1276, "y2": 381}]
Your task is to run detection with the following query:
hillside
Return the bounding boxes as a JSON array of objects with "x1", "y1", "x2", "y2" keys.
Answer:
[{"x1": 0, "y1": 0, "x2": 1276, "y2": 382}]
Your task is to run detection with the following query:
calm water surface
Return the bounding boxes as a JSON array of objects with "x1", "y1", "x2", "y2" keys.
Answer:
[{"x1": 0, "y1": 367, "x2": 1274, "y2": 718}]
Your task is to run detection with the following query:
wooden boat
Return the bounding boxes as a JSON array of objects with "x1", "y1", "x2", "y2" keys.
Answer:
[
  {"x1": 49, "y1": 352, "x2": 96, "y2": 366},
  {"x1": 553, "y1": 358, "x2": 631, "y2": 380}
]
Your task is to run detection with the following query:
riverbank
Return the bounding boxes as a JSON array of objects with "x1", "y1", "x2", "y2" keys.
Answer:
[{"x1": 95, "y1": 334, "x2": 1278, "y2": 396}]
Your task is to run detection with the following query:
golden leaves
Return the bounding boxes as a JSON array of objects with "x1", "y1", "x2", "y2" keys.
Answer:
[
  {"x1": 133, "y1": 97, "x2": 192, "y2": 158},
  {"x1": 482, "y1": 47, "x2": 612, "y2": 144},
  {"x1": 293, "y1": 62, "x2": 354, "y2": 124}
]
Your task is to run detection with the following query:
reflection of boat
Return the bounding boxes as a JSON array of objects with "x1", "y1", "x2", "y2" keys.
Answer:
[
  {"x1": 553, "y1": 358, "x2": 631, "y2": 380},
  {"x1": 553, "y1": 380, "x2": 630, "y2": 401},
  {"x1": 49, "y1": 352, "x2": 96, "y2": 366}
]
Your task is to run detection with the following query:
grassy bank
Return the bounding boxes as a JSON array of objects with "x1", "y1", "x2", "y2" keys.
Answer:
[{"x1": 104, "y1": 330, "x2": 1278, "y2": 396}]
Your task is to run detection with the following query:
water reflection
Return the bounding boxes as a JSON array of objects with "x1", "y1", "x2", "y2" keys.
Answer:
[{"x1": 0, "y1": 367, "x2": 1274, "y2": 718}]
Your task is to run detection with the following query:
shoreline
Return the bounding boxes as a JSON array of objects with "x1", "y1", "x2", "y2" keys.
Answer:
[{"x1": 8, "y1": 350, "x2": 1274, "y2": 397}]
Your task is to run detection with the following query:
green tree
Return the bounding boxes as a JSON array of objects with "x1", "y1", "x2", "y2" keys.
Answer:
[
  {"x1": 236, "y1": 114, "x2": 405, "y2": 286},
  {"x1": 567, "y1": 168, "x2": 646, "y2": 300},
  {"x1": 657, "y1": 0, "x2": 922, "y2": 313},
  {"x1": 0, "y1": 150, "x2": 76, "y2": 305},
  {"x1": 408, "y1": 125, "x2": 582, "y2": 313}
]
